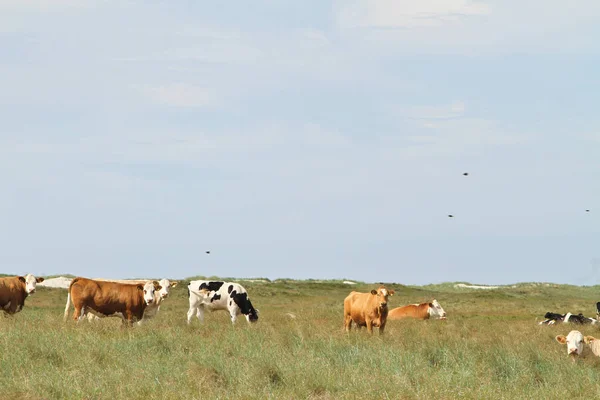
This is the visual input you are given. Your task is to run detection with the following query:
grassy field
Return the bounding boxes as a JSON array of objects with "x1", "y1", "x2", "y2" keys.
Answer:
[{"x1": 2, "y1": 278, "x2": 600, "y2": 399}]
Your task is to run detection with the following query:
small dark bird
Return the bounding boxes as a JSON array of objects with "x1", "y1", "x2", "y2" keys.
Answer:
[
  {"x1": 206, "y1": 251, "x2": 210, "y2": 254},
  {"x1": 448, "y1": 214, "x2": 454, "y2": 218},
  {"x1": 463, "y1": 172, "x2": 469, "y2": 176},
  {"x1": 586, "y1": 209, "x2": 590, "y2": 212}
]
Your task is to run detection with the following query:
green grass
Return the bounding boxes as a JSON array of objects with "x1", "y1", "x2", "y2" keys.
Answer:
[{"x1": 2, "y1": 279, "x2": 600, "y2": 399}]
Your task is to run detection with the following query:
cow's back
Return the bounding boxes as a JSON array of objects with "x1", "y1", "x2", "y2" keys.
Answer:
[
  {"x1": 388, "y1": 304, "x2": 427, "y2": 320},
  {"x1": 0, "y1": 277, "x2": 26, "y2": 313}
]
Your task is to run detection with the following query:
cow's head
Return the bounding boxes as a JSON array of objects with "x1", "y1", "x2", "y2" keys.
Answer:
[
  {"x1": 556, "y1": 330, "x2": 585, "y2": 357},
  {"x1": 19, "y1": 274, "x2": 44, "y2": 295},
  {"x1": 370, "y1": 286, "x2": 394, "y2": 309},
  {"x1": 232, "y1": 292, "x2": 259, "y2": 323},
  {"x1": 138, "y1": 281, "x2": 162, "y2": 305},
  {"x1": 157, "y1": 279, "x2": 178, "y2": 299},
  {"x1": 428, "y1": 299, "x2": 446, "y2": 320}
]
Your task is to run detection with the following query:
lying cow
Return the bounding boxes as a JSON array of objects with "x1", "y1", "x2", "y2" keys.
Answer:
[
  {"x1": 64, "y1": 277, "x2": 161, "y2": 326},
  {"x1": 556, "y1": 330, "x2": 600, "y2": 357},
  {"x1": 539, "y1": 312, "x2": 597, "y2": 325},
  {"x1": 343, "y1": 285, "x2": 394, "y2": 334},
  {"x1": 86, "y1": 278, "x2": 178, "y2": 325},
  {"x1": 387, "y1": 299, "x2": 446, "y2": 321},
  {"x1": 0, "y1": 274, "x2": 44, "y2": 315},
  {"x1": 187, "y1": 280, "x2": 258, "y2": 324}
]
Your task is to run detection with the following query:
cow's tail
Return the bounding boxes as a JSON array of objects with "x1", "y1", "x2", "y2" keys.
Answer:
[
  {"x1": 63, "y1": 278, "x2": 77, "y2": 322},
  {"x1": 63, "y1": 290, "x2": 71, "y2": 321}
]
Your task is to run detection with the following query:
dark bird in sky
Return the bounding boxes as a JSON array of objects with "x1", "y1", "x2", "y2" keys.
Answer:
[
  {"x1": 586, "y1": 209, "x2": 590, "y2": 212},
  {"x1": 463, "y1": 172, "x2": 469, "y2": 176},
  {"x1": 448, "y1": 214, "x2": 454, "y2": 218},
  {"x1": 206, "y1": 251, "x2": 211, "y2": 254}
]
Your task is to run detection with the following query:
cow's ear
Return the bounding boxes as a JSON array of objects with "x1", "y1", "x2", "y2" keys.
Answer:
[
  {"x1": 18, "y1": 276, "x2": 26, "y2": 283},
  {"x1": 429, "y1": 303, "x2": 434, "y2": 307},
  {"x1": 136, "y1": 284, "x2": 144, "y2": 291},
  {"x1": 585, "y1": 336, "x2": 596, "y2": 344},
  {"x1": 370, "y1": 290, "x2": 377, "y2": 295},
  {"x1": 555, "y1": 335, "x2": 567, "y2": 344},
  {"x1": 152, "y1": 281, "x2": 161, "y2": 289},
  {"x1": 36, "y1": 277, "x2": 45, "y2": 283},
  {"x1": 389, "y1": 290, "x2": 395, "y2": 296},
  {"x1": 170, "y1": 282, "x2": 178, "y2": 287},
  {"x1": 155, "y1": 285, "x2": 163, "y2": 291}
]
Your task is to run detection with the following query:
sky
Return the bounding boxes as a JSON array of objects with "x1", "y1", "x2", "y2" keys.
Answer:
[{"x1": 0, "y1": 0, "x2": 598, "y2": 285}]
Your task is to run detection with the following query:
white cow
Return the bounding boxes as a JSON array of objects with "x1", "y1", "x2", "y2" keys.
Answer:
[
  {"x1": 86, "y1": 278, "x2": 177, "y2": 325},
  {"x1": 555, "y1": 330, "x2": 586, "y2": 356},
  {"x1": 187, "y1": 280, "x2": 258, "y2": 324}
]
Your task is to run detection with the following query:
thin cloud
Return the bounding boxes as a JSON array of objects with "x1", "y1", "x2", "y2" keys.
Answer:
[
  {"x1": 336, "y1": 0, "x2": 491, "y2": 29},
  {"x1": 399, "y1": 101, "x2": 466, "y2": 120},
  {"x1": 139, "y1": 83, "x2": 213, "y2": 108}
]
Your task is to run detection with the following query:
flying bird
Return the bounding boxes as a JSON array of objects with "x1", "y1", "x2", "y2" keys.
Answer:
[
  {"x1": 463, "y1": 172, "x2": 469, "y2": 176},
  {"x1": 205, "y1": 251, "x2": 211, "y2": 254},
  {"x1": 586, "y1": 209, "x2": 590, "y2": 212},
  {"x1": 448, "y1": 214, "x2": 454, "y2": 218}
]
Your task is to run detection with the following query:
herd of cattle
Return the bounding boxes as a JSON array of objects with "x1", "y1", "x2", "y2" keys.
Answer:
[
  {"x1": 0, "y1": 276, "x2": 445, "y2": 330},
  {"x1": 4, "y1": 274, "x2": 600, "y2": 359}
]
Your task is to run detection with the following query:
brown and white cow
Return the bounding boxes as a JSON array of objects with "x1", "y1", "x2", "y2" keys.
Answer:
[
  {"x1": 388, "y1": 299, "x2": 446, "y2": 321},
  {"x1": 85, "y1": 278, "x2": 178, "y2": 325},
  {"x1": 63, "y1": 277, "x2": 161, "y2": 326},
  {"x1": 343, "y1": 285, "x2": 394, "y2": 334},
  {"x1": 0, "y1": 274, "x2": 44, "y2": 315}
]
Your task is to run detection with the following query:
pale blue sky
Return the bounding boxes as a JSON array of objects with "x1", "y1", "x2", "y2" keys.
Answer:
[{"x1": 1, "y1": 1, "x2": 598, "y2": 285}]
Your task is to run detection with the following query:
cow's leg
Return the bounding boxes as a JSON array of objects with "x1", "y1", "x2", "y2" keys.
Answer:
[
  {"x1": 73, "y1": 305, "x2": 84, "y2": 322},
  {"x1": 195, "y1": 307, "x2": 205, "y2": 324},
  {"x1": 379, "y1": 322, "x2": 386, "y2": 335},
  {"x1": 124, "y1": 311, "x2": 135, "y2": 327},
  {"x1": 344, "y1": 315, "x2": 353, "y2": 332},
  {"x1": 366, "y1": 319, "x2": 373, "y2": 334}
]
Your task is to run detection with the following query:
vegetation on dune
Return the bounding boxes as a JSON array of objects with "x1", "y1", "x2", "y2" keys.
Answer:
[{"x1": 2, "y1": 278, "x2": 600, "y2": 399}]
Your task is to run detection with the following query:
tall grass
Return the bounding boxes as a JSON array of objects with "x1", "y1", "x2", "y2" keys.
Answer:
[{"x1": 2, "y1": 280, "x2": 600, "y2": 399}]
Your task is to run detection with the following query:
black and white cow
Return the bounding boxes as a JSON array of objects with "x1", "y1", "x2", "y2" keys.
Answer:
[
  {"x1": 187, "y1": 280, "x2": 258, "y2": 324},
  {"x1": 539, "y1": 312, "x2": 597, "y2": 325}
]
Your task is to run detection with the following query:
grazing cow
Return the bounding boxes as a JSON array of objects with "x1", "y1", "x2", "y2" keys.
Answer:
[
  {"x1": 64, "y1": 277, "x2": 161, "y2": 326},
  {"x1": 343, "y1": 286, "x2": 395, "y2": 334},
  {"x1": 187, "y1": 280, "x2": 258, "y2": 324},
  {"x1": 387, "y1": 299, "x2": 446, "y2": 321},
  {"x1": 556, "y1": 331, "x2": 600, "y2": 358},
  {"x1": 0, "y1": 274, "x2": 44, "y2": 315},
  {"x1": 86, "y1": 278, "x2": 178, "y2": 324}
]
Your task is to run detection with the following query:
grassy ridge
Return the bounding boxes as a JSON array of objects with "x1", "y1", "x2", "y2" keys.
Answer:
[{"x1": 2, "y1": 279, "x2": 600, "y2": 399}]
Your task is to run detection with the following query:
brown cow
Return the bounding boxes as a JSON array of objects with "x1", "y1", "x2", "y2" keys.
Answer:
[
  {"x1": 343, "y1": 286, "x2": 394, "y2": 334},
  {"x1": 0, "y1": 274, "x2": 44, "y2": 315},
  {"x1": 388, "y1": 299, "x2": 447, "y2": 321},
  {"x1": 63, "y1": 277, "x2": 161, "y2": 326}
]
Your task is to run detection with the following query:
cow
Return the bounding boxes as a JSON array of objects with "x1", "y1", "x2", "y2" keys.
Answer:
[
  {"x1": 0, "y1": 274, "x2": 44, "y2": 315},
  {"x1": 556, "y1": 330, "x2": 585, "y2": 357},
  {"x1": 539, "y1": 312, "x2": 565, "y2": 325},
  {"x1": 539, "y1": 312, "x2": 597, "y2": 325},
  {"x1": 63, "y1": 277, "x2": 161, "y2": 326},
  {"x1": 387, "y1": 299, "x2": 446, "y2": 321},
  {"x1": 186, "y1": 280, "x2": 258, "y2": 325},
  {"x1": 86, "y1": 278, "x2": 178, "y2": 325},
  {"x1": 343, "y1": 285, "x2": 394, "y2": 334},
  {"x1": 564, "y1": 312, "x2": 597, "y2": 325},
  {"x1": 556, "y1": 331, "x2": 600, "y2": 358},
  {"x1": 583, "y1": 336, "x2": 600, "y2": 357}
]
